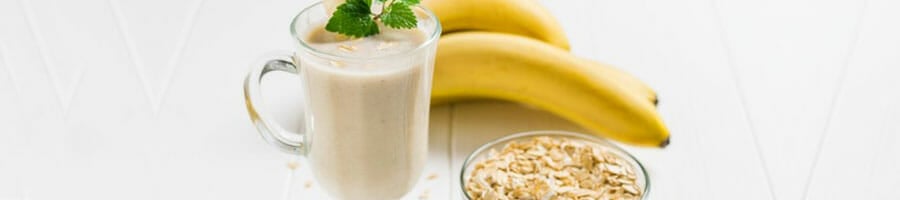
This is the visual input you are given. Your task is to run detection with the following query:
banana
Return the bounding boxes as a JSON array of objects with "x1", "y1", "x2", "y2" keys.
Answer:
[
  {"x1": 434, "y1": 58, "x2": 659, "y2": 106},
  {"x1": 423, "y1": 0, "x2": 571, "y2": 50},
  {"x1": 431, "y1": 32, "x2": 669, "y2": 147},
  {"x1": 424, "y1": 0, "x2": 657, "y2": 105}
]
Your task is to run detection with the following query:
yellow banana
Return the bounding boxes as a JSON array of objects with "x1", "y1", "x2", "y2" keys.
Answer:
[
  {"x1": 431, "y1": 32, "x2": 670, "y2": 147},
  {"x1": 423, "y1": 0, "x2": 571, "y2": 50},
  {"x1": 433, "y1": 58, "x2": 659, "y2": 106},
  {"x1": 423, "y1": 0, "x2": 657, "y2": 105}
]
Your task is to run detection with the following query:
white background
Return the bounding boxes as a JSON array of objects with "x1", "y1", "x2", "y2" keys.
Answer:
[{"x1": 1, "y1": 0, "x2": 899, "y2": 199}]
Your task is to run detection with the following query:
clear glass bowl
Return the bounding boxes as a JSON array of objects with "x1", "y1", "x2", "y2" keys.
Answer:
[{"x1": 460, "y1": 130, "x2": 650, "y2": 200}]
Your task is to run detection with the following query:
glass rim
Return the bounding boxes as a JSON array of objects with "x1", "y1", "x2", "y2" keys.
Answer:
[
  {"x1": 459, "y1": 130, "x2": 651, "y2": 200},
  {"x1": 289, "y1": 1, "x2": 442, "y2": 61}
]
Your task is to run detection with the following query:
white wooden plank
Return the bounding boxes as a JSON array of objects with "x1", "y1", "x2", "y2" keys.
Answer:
[
  {"x1": 0, "y1": 41, "x2": 26, "y2": 200},
  {"x1": 421, "y1": 105, "x2": 454, "y2": 200},
  {"x1": 714, "y1": 0, "x2": 867, "y2": 198},
  {"x1": 638, "y1": 0, "x2": 775, "y2": 198},
  {"x1": 142, "y1": 0, "x2": 309, "y2": 198},
  {"x1": 0, "y1": 0, "x2": 295, "y2": 199},
  {"x1": 3, "y1": 0, "x2": 160, "y2": 199},
  {"x1": 0, "y1": 1, "x2": 56, "y2": 197},
  {"x1": 804, "y1": 0, "x2": 900, "y2": 198},
  {"x1": 108, "y1": 0, "x2": 206, "y2": 112}
]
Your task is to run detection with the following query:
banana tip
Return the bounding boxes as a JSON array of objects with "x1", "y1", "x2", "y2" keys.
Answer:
[{"x1": 659, "y1": 137, "x2": 670, "y2": 148}]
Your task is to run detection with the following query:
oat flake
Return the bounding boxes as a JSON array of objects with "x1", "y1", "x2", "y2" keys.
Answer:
[{"x1": 464, "y1": 136, "x2": 642, "y2": 200}]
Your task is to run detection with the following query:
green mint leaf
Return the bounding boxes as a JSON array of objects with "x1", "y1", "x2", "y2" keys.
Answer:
[
  {"x1": 325, "y1": 0, "x2": 379, "y2": 37},
  {"x1": 380, "y1": 2, "x2": 417, "y2": 29},
  {"x1": 376, "y1": 0, "x2": 417, "y2": 4},
  {"x1": 398, "y1": 0, "x2": 420, "y2": 5}
]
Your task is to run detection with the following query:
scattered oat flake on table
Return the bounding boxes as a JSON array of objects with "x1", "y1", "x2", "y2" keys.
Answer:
[
  {"x1": 464, "y1": 136, "x2": 642, "y2": 200},
  {"x1": 418, "y1": 189, "x2": 430, "y2": 200},
  {"x1": 427, "y1": 173, "x2": 438, "y2": 180},
  {"x1": 304, "y1": 180, "x2": 312, "y2": 189},
  {"x1": 286, "y1": 161, "x2": 300, "y2": 170}
]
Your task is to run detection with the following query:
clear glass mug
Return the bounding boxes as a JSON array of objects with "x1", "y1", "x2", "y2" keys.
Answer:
[{"x1": 243, "y1": 2, "x2": 440, "y2": 199}]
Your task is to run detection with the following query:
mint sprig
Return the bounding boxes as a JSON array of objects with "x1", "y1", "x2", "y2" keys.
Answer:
[{"x1": 325, "y1": 0, "x2": 420, "y2": 37}]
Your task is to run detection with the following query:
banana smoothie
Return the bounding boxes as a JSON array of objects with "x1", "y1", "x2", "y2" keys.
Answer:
[{"x1": 296, "y1": 25, "x2": 433, "y2": 199}]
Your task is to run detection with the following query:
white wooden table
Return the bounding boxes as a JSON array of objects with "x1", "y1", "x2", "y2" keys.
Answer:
[{"x1": 1, "y1": 0, "x2": 899, "y2": 199}]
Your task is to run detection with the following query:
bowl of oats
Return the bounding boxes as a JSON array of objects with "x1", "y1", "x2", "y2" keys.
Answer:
[{"x1": 461, "y1": 130, "x2": 649, "y2": 200}]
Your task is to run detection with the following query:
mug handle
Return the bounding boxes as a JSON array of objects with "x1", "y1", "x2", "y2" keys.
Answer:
[{"x1": 243, "y1": 52, "x2": 307, "y2": 155}]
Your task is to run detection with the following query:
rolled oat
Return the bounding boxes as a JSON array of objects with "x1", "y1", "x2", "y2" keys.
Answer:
[{"x1": 464, "y1": 136, "x2": 642, "y2": 200}]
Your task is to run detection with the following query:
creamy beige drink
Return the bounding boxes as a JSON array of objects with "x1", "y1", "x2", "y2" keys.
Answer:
[
  {"x1": 244, "y1": 2, "x2": 438, "y2": 199},
  {"x1": 296, "y1": 25, "x2": 432, "y2": 199}
]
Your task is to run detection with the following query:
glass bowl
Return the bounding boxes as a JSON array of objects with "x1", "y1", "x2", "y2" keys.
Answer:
[{"x1": 460, "y1": 130, "x2": 650, "y2": 199}]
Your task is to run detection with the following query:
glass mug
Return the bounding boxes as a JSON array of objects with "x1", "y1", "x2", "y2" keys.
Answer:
[{"x1": 243, "y1": 2, "x2": 440, "y2": 199}]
